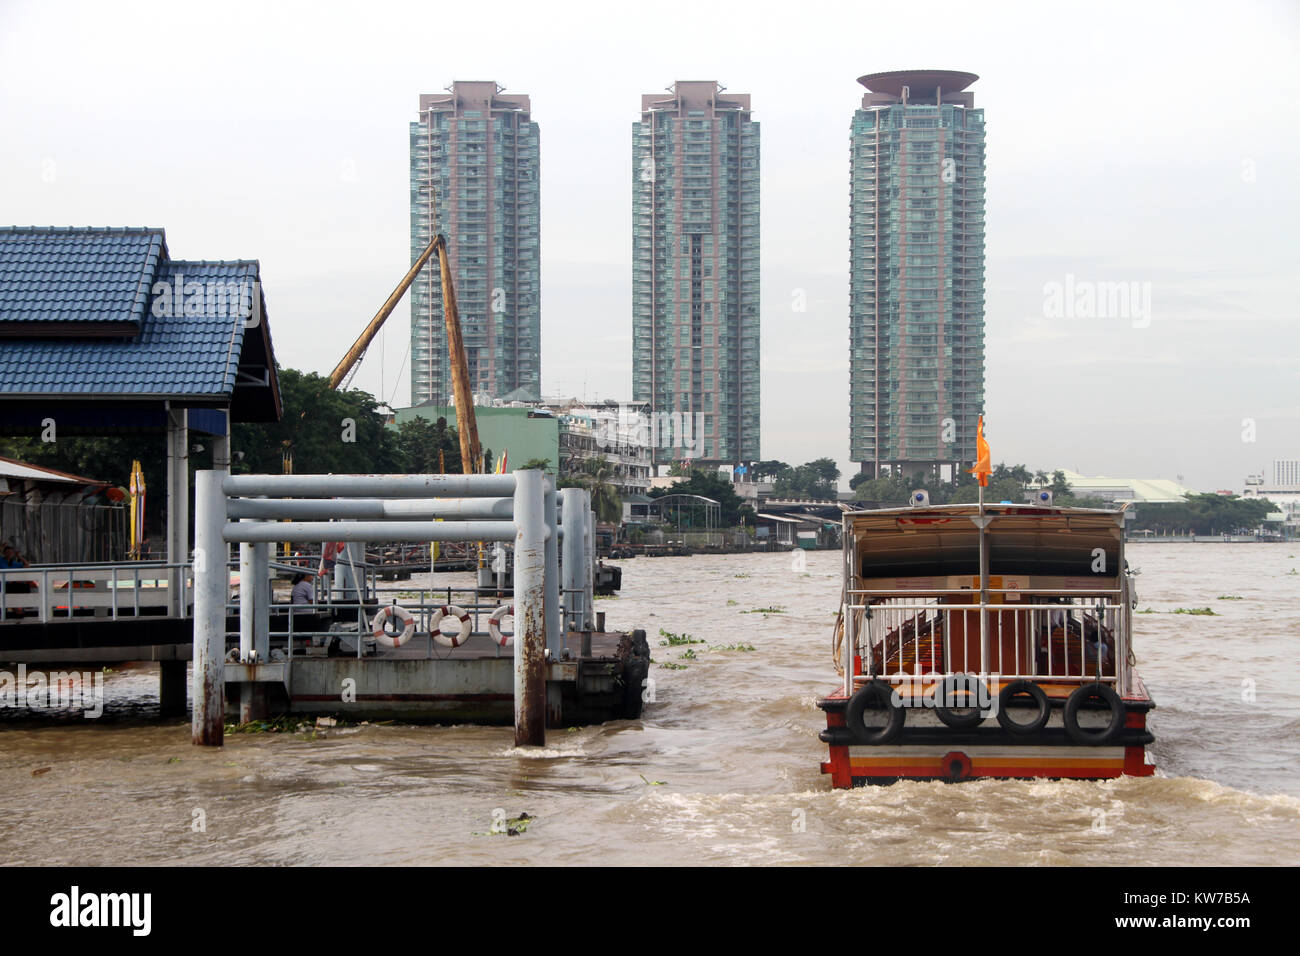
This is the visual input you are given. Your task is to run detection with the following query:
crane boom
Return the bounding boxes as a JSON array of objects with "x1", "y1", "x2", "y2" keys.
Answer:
[
  {"x1": 434, "y1": 234, "x2": 482, "y2": 475},
  {"x1": 325, "y1": 230, "x2": 481, "y2": 477},
  {"x1": 329, "y1": 234, "x2": 441, "y2": 390}
]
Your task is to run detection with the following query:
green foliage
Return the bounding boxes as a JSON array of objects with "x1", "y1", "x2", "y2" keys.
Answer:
[
  {"x1": 519, "y1": 456, "x2": 554, "y2": 474},
  {"x1": 393, "y1": 415, "x2": 461, "y2": 475},
  {"x1": 232, "y1": 368, "x2": 405, "y2": 476},
  {"x1": 1128, "y1": 493, "x2": 1275, "y2": 535},
  {"x1": 851, "y1": 462, "x2": 1107, "y2": 509},
  {"x1": 751, "y1": 460, "x2": 792, "y2": 483},
  {"x1": 562, "y1": 456, "x2": 621, "y2": 524},
  {"x1": 772, "y1": 457, "x2": 840, "y2": 500},
  {"x1": 658, "y1": 628, "x2": 704, "y2": 646}
]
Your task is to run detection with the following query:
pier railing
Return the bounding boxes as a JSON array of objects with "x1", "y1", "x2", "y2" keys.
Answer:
[
  {"x1": 237, "y1": 581, "x2": 521, "y2": 661},
  {"x1": 0, "y1": 561, "x2": 194, "y2": 623},
  {"x1": 843, "y1": 588, "x2": 1129, "y2": 695}
]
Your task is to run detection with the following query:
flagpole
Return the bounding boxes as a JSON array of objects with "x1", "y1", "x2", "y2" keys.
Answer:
[{"x1": 977, "y1": 441, "x2": 988, "y2": 679}]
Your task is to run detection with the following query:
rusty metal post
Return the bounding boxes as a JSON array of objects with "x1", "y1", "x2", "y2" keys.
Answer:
[
  {"x1": 513, "y1": 469, "x2": 546, "y2": 746},
  {"x1": 192, "y1": 470, "x2": 227, "y2": 746}
]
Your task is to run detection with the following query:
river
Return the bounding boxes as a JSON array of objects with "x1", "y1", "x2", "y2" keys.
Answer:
[{"x1": 1, "y1": 543, "x2": 1297, "y2": 865}]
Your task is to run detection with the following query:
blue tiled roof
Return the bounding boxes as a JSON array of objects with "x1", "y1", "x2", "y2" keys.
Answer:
[
  {"x1": 0, "y1": 226, "x2": 165, "y2": 329},
  {"x1": 0, "y1": 259, "x2": 260, "y2": 398}
]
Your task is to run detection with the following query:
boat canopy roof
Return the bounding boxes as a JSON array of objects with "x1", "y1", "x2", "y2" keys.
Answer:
[{"x1": 843, "y1": 503, "x2": 1128, "y2": 579}]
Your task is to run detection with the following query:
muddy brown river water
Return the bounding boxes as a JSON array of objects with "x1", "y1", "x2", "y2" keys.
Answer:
[{"x1": 1, "y1": 543, "x2": 1297, "y2": 865}]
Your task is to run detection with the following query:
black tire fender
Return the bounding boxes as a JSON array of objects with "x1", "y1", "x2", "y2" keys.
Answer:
[
  {"x1": 996, "y1": 680, "x2": 1052, "y2": 736},
  {"x1": 1063, "y1": 682, "x2": 1125, "y2": 745},
  {"x1": 935, "y1": 673, "x2": 990, "y2": 729},
  {"x1": 844, "y1": 678, "x2": 906, "y2": 745}
]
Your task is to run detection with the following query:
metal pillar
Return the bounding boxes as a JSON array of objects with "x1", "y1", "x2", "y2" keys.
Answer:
[
  {"x1": 560, "y1": 487, "x2": 585, "y2": 639},
  {"x1": 192, "y1": 470, "x2": 227, "y2": 746},
  {"x1": 333, "y1": 534, "x2": 366, "y2": 606},
  {"x1": 543, "y1": 480, "x2": 560, "y2": 660},
  {"x1": 512, "y1": 470, "x2": 546, "y2": 747},
  {"x1": 165, "y1": 406, "x2": 189, "y2": 617},
  {"x1": 583, "y1": 493, "x2": 596, "y2": 630},
  {"x1": 211, "y1": 410, "x2": 231, "y2": 472}
]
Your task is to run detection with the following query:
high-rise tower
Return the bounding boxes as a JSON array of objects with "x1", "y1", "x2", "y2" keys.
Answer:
[
  {"x1": 410, "y1": 81, "x2": 540, "y2": 405},
  {"x1": 632, "y1": 81, "x2": 760, "y2": 467},
  {"x1": 849, "y1": 70, "x2": 985, "y2": 481}
]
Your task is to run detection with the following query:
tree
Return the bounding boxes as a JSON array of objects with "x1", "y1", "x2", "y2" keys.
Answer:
[
  {"x1": 395, "y1": 415, "x2": 461, "y2": 474},
  {"x1": 232, "y1": 368, "x2": 404, "y2": 476},
  {"x1": 1129, "y1": 494, "x2": 1274, "y2": 535},
  {"x1": 564, "y1": 457, "x2": 622, "y2": 524},
  {"x1": 519, "y1": 457, "x2": 555, "y2": 475},
  {"x1": 1050, "y1": 470, "x2": 1071, "y2": 499},
  {"x1": 752, "y1": 460, "x2": 792, "y2": 483},
  {"x1": 773, "y1": 458, "x2": 840, "y2": 499}
]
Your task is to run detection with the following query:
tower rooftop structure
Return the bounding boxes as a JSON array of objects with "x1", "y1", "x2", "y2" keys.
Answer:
[{"x1": 857, "y1": 70, "x2": 979, "y2": 107}]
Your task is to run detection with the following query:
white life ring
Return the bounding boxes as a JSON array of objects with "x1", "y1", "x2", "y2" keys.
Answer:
[
  {"x1": 372, "y1": 604, "x2": 415, "y2": 647},
  {"x1": 488, "y1": 604, "x2": 515, "y2": 647},
  {"x1": 430, "y1": 604, "x2": 473, "y2": 647}
]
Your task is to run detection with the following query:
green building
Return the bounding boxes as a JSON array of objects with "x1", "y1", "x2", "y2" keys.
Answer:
[{"x1": 393, "y1": 404, "x2": 559, "y2": 474}]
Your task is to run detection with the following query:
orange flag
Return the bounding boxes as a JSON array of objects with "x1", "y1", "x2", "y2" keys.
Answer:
[{"x1": 968, "y1": 416, "x2": 992, "y2": 487}]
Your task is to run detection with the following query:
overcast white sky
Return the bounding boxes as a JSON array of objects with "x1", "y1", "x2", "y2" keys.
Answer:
[{"x1": 2, "y1": 0, "x2": 1296, "y2": 491}]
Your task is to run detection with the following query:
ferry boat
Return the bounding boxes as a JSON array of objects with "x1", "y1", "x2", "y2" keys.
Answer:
[{"x1": 817, "y1": 490, "x2": 1156, "y2": 786}]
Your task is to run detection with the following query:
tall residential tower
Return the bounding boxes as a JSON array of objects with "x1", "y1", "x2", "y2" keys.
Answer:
[
  {"x1": 849, "y1": 70, "x2": 985, "y2": 481},
  {"x1": 632, "y1": 81, "x2": 760, "y2": 467},
  {"x1": 410, "y1": 81, "x2": 540, "y2": 405}
]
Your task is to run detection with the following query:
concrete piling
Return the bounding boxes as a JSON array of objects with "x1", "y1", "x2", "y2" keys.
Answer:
[
  {"x1": 192, "y1": 470, "x2": 227, "y2": 745},
  {"x1": 512, "y1": 470, "x2": 547, "y2": 747}
]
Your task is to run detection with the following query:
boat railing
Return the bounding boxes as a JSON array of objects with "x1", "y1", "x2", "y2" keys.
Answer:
[{"x1": 841, "y1": 588, "x2": 1130, "y2": 698}]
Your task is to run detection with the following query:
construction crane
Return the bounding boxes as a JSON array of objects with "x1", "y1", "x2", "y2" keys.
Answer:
[{"x1": 321, "y1": 232, "x2": 482, "y2": 475}]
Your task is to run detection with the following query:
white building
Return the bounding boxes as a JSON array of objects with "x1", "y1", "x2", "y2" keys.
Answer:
[{"x1": 1057, "y1": 469, "x2": 1195, "y2": 504}]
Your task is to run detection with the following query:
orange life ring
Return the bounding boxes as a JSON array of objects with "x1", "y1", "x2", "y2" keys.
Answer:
[
  {"x1": 488, "y1": 604, "x2": 514, "y2": 647},
  {"x1": 372, "y1": 604, "x2": 415, "y2": 648},
  {"x1": 430, "y1": 604, "x2": 473, "y2": 647}
]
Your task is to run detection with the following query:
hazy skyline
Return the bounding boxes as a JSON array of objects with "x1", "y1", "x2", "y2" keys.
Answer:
[{"x1": 2, "y1": 0, "x2": 1296, "y2": 491}]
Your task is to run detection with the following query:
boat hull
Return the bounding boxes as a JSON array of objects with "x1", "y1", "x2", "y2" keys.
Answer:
[{"x1": 818, "y1": 692, "x2": 1155, "y2": 787}]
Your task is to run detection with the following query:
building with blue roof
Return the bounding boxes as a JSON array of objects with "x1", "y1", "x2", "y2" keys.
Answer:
[{"x1": 0, "y1": 226, "x2": 283, "y2": 596}]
